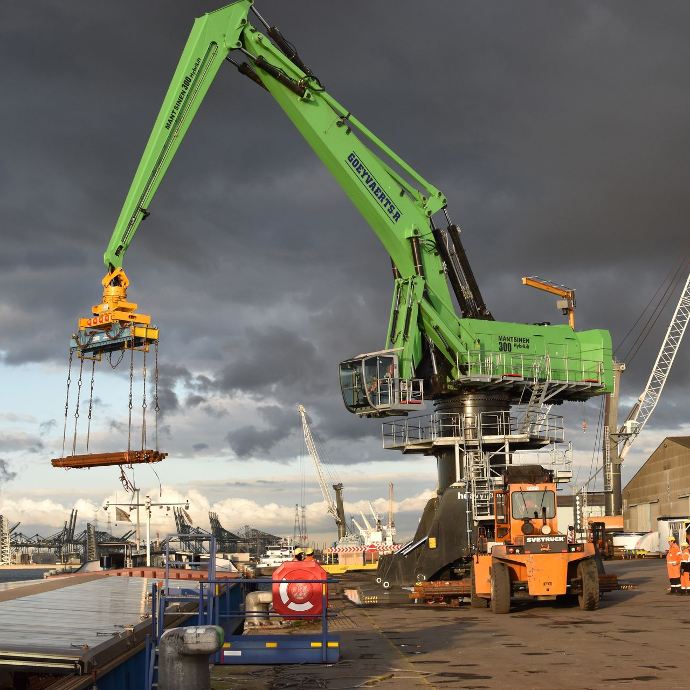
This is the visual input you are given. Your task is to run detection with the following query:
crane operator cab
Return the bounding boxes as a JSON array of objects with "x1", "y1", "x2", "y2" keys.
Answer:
[{"x1": 339, "y1": 351, "x2": 423, "y2": 417}]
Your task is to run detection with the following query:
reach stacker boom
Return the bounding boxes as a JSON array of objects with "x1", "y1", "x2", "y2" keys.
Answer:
[{"x1": 72, "y1": 1, "x2": 614, "y2": 588}]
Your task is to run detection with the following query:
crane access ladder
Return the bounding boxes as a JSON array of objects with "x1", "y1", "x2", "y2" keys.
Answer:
[
  {"x1": 465, "y1": 451, "x2": 495, "y2": 520},
  {"x1": 518, "y1": 357, "x2": 551, "y2": 435}
]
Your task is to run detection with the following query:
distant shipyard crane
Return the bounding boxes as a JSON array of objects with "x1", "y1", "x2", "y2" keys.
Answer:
[
  {"x1": 209, "y1": 511, "x2": 243, "y2": 553},
  {"x1": 617, "y1": 272, "x2": 690, "y2": 460},
  {"x1": 1, "y1": 509, "x2": 134, "y2": 564},
  {"x1": 602, "y1": 271, "x2": 690, "y2": 514},
  {"x1": 575, "y1": 270, "x2": 690, "y2": 517},
  {"x1": 174, "y1": 507, "x2": 212, "y2": 554},
  {"x1": 235, "y1": 525, "x2": 282, "y2": 559},
  {"x1": 297, "y1": 404, "x2": 348, "y2": 541}
]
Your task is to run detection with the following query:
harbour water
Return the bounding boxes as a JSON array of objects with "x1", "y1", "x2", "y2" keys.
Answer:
[{"x1": 0, "y1": 568, "x2": 50, "y2": 583}]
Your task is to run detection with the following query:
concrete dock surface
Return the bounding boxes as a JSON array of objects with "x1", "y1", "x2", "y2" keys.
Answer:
[{"x1": 212, "y1": 559, "x2": 686, "y2": 689}]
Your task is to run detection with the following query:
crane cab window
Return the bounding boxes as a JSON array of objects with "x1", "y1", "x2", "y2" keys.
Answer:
[
  {"x1": 339, "y1": 354, "x2": 399, "y2": 414},
  {"x1": 511, "y1": 490, "x2": 556, "y2": 520},
  {"x1": 339, "y1": 360, "x2": 370, "y2": 413},
  {"x1": 364, "y1": 355, "x2": 396, "y2": 407}
]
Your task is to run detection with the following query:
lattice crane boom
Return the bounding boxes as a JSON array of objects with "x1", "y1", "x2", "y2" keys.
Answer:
[
  {"x1": 619, "y1": 272, "x2": 690, "y2": 460},
  {"x1": 297, "y1": 404, "x2": 341, "y2": 527}
]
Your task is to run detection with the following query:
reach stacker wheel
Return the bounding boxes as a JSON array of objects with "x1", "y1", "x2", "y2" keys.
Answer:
[
  {"x1": 490, "y1": 561, "x2": 511, "y2": 614},
  {"x1": 577, "y1": 558, "x2": 600, "y2": 611}
]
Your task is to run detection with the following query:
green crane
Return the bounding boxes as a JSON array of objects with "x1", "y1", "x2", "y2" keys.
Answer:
[{"x1": 74, "y1": 1, "x2": 614, "y2": 585}]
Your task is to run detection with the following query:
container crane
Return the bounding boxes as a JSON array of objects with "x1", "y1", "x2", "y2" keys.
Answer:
[
  {"x1": 70, "y1": 1, "x2": 614, "y2": 587},
  {"x1": 297, "y1": 405, "x2": 348, "y2": 541}
]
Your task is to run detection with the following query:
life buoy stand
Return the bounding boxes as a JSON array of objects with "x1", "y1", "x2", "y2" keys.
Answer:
[{"x1": 272, "y1": 559, "x2": 327, "y2": 619}]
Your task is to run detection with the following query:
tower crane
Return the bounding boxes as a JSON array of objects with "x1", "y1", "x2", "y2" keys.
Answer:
[
  {"x1": 297, "y1": 405, "x2": 348, "y2": 541},
  {"x1": 603, "y1": 271, "x2": 690, "y2": 514},
  {"x1": 68, "y1": 1, "x2": 614, "y2": 585}
]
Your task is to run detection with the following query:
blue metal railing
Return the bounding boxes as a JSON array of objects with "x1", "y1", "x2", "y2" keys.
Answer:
[{"x1": 145, "y1": 534, "x2": 338, "y2": 688}]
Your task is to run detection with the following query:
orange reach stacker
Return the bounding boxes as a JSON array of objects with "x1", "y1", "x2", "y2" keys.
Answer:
[{"x1": 468, "y1": 465, "x2": 606, "y2": 613}]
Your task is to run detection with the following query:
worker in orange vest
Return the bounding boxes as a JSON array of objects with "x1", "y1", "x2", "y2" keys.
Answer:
[
  {"x1": 681, "y1": 542, "x2": 690, "y2": 595},
  {"x1": 667, "y1": 536, "x2": 682, "y2": 594}
]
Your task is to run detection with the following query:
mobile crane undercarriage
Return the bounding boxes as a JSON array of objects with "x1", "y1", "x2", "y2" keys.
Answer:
[{"x1": 70, "y1": 1, "x2": 614, "y2": 587}]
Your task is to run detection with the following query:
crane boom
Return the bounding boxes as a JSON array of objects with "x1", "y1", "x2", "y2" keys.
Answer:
[
  {"x1": 618, "y1": 272, "x2": 690, "y2": 461},
  {"x1": 297, "y1": 404, "x2": 344, "y2": 536}
]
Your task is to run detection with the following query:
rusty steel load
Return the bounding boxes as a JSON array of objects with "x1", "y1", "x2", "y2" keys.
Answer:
[{"x1": 51, "y1": 450, "x2": 167, "y2": 469}]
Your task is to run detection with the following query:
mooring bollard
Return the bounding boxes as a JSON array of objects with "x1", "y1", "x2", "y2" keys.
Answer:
[{"x1": 158, "y1": 625, "x2": 224, "y2": 690}]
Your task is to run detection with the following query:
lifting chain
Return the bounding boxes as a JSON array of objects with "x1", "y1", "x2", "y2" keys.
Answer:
[
  {"x1": 85, "y1": 359, "x2": 96, "y2": 453},
  {"x1": 154, "y1": 340, "x2": 160, "y2": 452},
  {"x1": 126, "y1": 333, "x2": 135, "y2": 462},
  {"x1": 71, "y1": 356, "x2": 84, "y2": 456},
  {"x1": 141, "y1": 334, "x2": 148, "y2": 451},
  {"x1": 61, "y1": 349, "x2": 74, "y2": 458},
  {"x1": 119, "y1": 466, "x2": 135, "y2": 494}
]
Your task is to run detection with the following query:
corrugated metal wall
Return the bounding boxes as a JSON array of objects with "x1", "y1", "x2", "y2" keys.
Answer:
[{"x1": 623, "y1": 438, "x2": 690, "y2": 530}]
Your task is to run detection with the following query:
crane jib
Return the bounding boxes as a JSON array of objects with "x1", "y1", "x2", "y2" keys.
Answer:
[
  {"x1": 165, "y1": 56, "x2": 202, "y2": 130},
  {"x1": 346, "y1": 152, "x2": 402, "y2": 223}
]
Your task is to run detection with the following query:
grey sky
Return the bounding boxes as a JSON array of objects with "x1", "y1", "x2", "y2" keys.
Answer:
[{"x1": 0, "y1": 1, "x2": 689, "y2": 537}]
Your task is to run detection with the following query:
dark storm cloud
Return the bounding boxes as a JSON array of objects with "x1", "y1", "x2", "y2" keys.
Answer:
[
  {"x1": 227, "y1": 404, "x2": 298, "y2": 458},
  {"x1": 1, "y1": 1, "x2": 689, "y2": 463},
  {"x1": 0, "y1": 435, "x2": 43, "y2": 454},
  {"x1": 0, "y1": 459, "x2": 17, "y2": 483},
  {"x1": 206, "y1": 327, "x2": 328, "y2": 398},
  {"x1": 154, "y1": 363, "x2": 193, "y2": 418},
  {"x1": 39, "y1": 419, "x2": 57, "y2": 436}
]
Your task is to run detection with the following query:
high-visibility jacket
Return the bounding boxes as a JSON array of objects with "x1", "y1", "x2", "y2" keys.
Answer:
[
  {"x1": 682, "y1": 547, "x2": 690, "y2": 587},
  {"x1": 667, "y1": 543, "x2": 681, "y2": 579}
]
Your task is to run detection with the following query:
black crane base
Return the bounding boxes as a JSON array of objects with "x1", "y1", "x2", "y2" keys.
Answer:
[{"x1": 376, "y1": 487, "x2": 472, "y2": 588}]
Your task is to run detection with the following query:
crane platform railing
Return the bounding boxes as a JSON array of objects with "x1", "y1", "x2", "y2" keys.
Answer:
[
  {"x1": 382, "y1": 410, "x2": 564, "y2": 449},
  {"x1": 459, "y1": 351, "x2": 604, "y2": 386}
]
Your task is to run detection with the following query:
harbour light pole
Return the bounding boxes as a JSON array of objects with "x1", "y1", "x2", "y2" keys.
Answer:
[{"x1": 104, "y1": 495, "x2": 189, "y2": 566}]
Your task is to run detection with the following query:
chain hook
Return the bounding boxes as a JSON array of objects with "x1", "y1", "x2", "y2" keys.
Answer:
[
  {"x1": 61, "y1": 348, "x2": 74, "y2": 458},
  {"x1": 85, "y1": 359, "x2": 96, "y2": 453},
  {"x1": 71, "y1": 357, "x2": 84, "y2": 456}
]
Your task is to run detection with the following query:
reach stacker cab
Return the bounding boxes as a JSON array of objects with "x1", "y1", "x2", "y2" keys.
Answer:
[{"x1": 472, "y1": 465, "x2": 600, "y2": 613}]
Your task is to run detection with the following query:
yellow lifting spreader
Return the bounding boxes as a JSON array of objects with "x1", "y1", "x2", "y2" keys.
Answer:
[
  {"x1": 522, "y1": 276, "x2": 576, "y2": 329},
  {"x1": 73, "y1": 268, "x2": 158, "y2": 359}
]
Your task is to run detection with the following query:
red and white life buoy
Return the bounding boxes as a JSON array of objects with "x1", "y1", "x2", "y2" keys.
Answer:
[{"x1": 272, "y1": 559, "x2": 327, "y2": 619}]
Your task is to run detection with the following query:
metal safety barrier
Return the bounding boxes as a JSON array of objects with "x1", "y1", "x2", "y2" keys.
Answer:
[
  {"x1": 382, "y1": 410, "x2": 564, "y2": 449},
  {"x1": 145, "y1": 536, "x2": 339, "y2": 688}
]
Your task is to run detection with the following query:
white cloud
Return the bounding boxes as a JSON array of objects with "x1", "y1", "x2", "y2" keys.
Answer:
[{"x1": 0, "y1": 484, "x2": 436, "y2": 542}]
